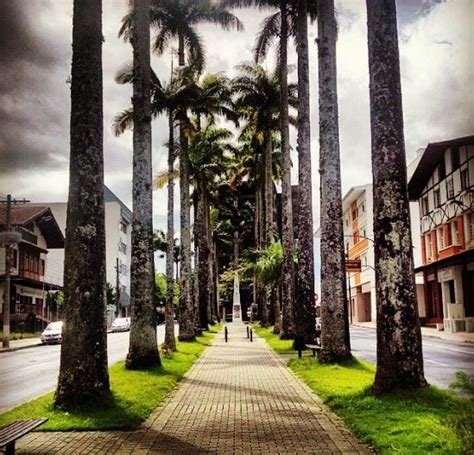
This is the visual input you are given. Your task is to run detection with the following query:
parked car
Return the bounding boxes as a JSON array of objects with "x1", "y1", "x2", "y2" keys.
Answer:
[
  {"x1": 41, "y1": 321, "x2": 63, "y2": 344},
  {"x1": 111, "y1": 317, "x2": 131, "y2": 332}
]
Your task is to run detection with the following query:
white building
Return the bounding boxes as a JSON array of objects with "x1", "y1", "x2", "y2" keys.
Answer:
[
  {"x1": 46, "y1": 186, "x2": 132, "y2": 317},
  {"x1": 341, "y1": 182, "x2": 425, "y2": 324},
  {"x1": 408, "y1": 136, "x2": 474, "y2": 333}
]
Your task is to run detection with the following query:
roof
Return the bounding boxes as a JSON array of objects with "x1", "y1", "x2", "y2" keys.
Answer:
[
  {"x1": 342, "y1": 184, "x2": 371, "y2": 213},
  {"x1": 408, "y1": 135, "x2": 474, "y2": 200},
  {"x1": 104, "y1": 186, "x2": 132, "y2": 222},
  {"x1": 0, "y1": 205, "x2": 64, "y2": 249}
]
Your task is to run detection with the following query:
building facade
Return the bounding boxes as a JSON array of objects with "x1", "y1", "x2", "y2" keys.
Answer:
[
  {"x1": 46, "y1": 186, "x2": 132, "y2": 319},
  {"x1": 408, "y1": 136, "x2": 474, "y2": 333},
  {"x1": 342, "y1": 183, "x2": 425, "y2": 324},
  {"x1": 0, "y1": 205, "x2": 64, "y2": 331}
]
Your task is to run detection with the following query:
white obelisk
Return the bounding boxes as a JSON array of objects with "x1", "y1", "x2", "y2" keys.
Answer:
[{"x1": 232, "y1": 272, "x2": 242, "y2": 322}]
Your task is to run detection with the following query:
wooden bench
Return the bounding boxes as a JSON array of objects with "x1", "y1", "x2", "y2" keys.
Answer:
[{"x1": 0, "y1": 418, "x2": 48, "y2": 455}]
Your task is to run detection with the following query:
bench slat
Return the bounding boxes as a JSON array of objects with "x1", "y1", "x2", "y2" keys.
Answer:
[{"x1": 0, "y1": 419, "x2": 48, "y2": 447}]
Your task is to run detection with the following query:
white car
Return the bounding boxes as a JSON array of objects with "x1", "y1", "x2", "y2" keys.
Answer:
[
  {"x1": 111, "y1": 317, "x2": 131, "y2": 332},
  {"x1": 41, "y1": 321, "x2": 63, "y2": 344}
]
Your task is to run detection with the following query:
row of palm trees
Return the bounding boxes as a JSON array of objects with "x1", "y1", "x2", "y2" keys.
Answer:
[{"x1": 55, "y1": 0, "x2": 426, "y2": 408}]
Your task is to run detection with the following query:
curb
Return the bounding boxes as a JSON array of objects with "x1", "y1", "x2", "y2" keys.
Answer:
[
  {"x1": 351, "y1": 324, "x2": 474, "y2": 345},
  {"x1": 0, "y1": 342, "x2": 43, "y2": 353}
]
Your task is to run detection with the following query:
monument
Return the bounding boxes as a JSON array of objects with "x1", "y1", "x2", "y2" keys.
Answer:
[{"x1": 232, "y1": 272, "x2": 242, "y2": 322}]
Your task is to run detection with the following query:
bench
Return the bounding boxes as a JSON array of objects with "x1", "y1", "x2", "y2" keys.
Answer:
[{"x1": 0, "y1": 418, "x2": 48, "y2": 455}]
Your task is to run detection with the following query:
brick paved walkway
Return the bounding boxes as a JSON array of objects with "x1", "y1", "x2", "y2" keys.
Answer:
[{"x1": 19, "y1": 323, "x2": 369, "y2": 454}]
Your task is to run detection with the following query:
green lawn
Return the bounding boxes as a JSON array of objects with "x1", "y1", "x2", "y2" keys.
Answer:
[
  {"x1": 0, "y1": 327, "x2": 221, "y2": 431},
  {"x1": 252, "y1": 324, "x2": 294, "y2": 353},
  {"x1": 255, "y1": 325, "x2": 473, "y2": 454}
]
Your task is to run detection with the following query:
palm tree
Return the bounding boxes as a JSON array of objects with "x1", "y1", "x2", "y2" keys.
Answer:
[
  {"x1": 295, "y1": 0, "x2": 316, "y2": 344},
  {"x1": 126, "y1": 0, "x2": 161, "y2": 369},
  {"x1": 188, "y1": 121, "x2": 235, "y2": 328},
  {"x1": 232, "y1": 64, "x2": 281, "y2": 326},
  {"x1": 317, "y1": 0, "x2": 351, "y2": 362},
  {"x1": 366, "y1": 0, "x2": 426, "y2": 393},
  {"x1": 120, "y1": 0, "x2": 243, "y2": 342},
  {"x1": 55, "y1": 0, "x2": 109, "y2": 408}
]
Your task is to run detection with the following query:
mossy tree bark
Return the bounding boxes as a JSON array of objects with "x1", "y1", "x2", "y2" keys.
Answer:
[
  {"x1": 177, "y1": 35, "x2": 195, "y2": 341},
  {"x1": 366, "y1": 0, "x2": 427, "y2": 393},
  {"x1": 317, "y1": 0, "x2": 351, "y2": 362},
  {"x1": 55, "y1": 0, "x2": 110, "y2": 408},
  {"x1": 279, "y1": 0, "x2": 296, "y2": 340},
  {"x1": 295, "y1": 0, "x2": 317, "y2": 344},
  {"x1": 164, "y1": 112, "x2": 176, "y2": 351},
  {"x1": 126, "y1": 0, "x2": 161, "y2": 370}
]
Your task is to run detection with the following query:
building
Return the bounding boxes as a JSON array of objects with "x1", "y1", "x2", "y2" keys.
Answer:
[
  {"x1": 408, "y1": 136, "x2": 474, "y2": 333},
  {"x1": 341, "y1": 182, "x2": 425, "y2": 325},
  {"x1": 46, "y1": 186, "x2": 133, "y2": 318},
  {"x1": 0, "y1": 205, "x2": 64, "y2": 332}
]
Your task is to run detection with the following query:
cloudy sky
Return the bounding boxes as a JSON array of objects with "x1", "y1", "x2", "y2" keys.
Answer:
[{"x1": 1, "y1": 0, "x2": 473, "y2": 277}]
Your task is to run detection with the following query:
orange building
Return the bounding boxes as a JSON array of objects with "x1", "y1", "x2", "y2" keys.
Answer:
[{"x1": 408, "y1": 136, "x2": 474, "y2": 333}]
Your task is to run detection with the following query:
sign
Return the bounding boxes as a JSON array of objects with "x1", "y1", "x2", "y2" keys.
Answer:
[{"x1": 345, "y1": 259, "x2": 361, "y2": 273}]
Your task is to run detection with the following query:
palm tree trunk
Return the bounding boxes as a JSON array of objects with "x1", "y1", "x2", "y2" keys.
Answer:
[
  {"x1": 295, "y1": 0, "x2": 316, "y2": 344},
  {"x1": 55, "y1": 0, "x2": 109, "y2": 408},
  {"x1": 177, "y1": 33, "x2": 195, "y2": 340},
  {"x1": 164, "y1": 111, "x2": 176, "y2": 351},
  {"x1": 126, "y1": 0, "x2": 161, "y2": 369},
  {"x1": 273, "y1": 285, "x2": 282, "y2": 334},
  {"x1": 196, "y1": 178, "x2": 210, "y2": 329},
  {"x1": 317, "y1": 0, "x2": 351, "y2": 362},
  {"x1": 366, "y1": 0, "x2": 426, "y2": 393},
  {"x1": 279, "y1": 0, "x2": 296, "y2": 340}
]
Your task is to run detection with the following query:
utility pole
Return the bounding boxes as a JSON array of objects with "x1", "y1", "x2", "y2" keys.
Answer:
[
  {"x1": 3, "y1": 195, "x2": 12, "y2": 348},
  {"x1": 1, "y1": 195, "x2": 29, "y2": 348}
]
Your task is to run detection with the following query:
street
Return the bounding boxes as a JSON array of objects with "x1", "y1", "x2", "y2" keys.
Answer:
[
  {"x1": 350, "y1": 326, "x2": 474, "y2": 389},
  {"x1": 0, "y1": 325, "x2": 170, "y2": 413}
]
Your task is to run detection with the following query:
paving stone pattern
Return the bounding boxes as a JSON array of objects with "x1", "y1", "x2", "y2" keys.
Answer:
[{"x1": 19, "y1": 323, "x2": 369, "y2": 454}]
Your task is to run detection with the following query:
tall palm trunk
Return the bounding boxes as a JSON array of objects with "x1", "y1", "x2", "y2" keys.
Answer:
[
  {"x1": 196, "y1": 177, "x2": 210, "y2": 329},
  {"x1": 262, "y1": 133, "x2": 273, "y2": 328},
  {"x1": 366, "y1": 0, "x2": 426, "y2": 393},
  {"x1": 55, "y1": 0, "x2": 109, "y2": 408},
  {"x1": 126, "y1": 0, "x2": 161, "y2": 369},
  {"x1": 279, "y1": 0, "x2": 295, "y2": 339},
  {"x1": 177, "y1": 35, "x2": 195, "y2": 340},
  {"x1": 164, "y1": 111, "x2": 176, "y2": 351},
  {"x1": 295, "y1": 0, "x2": 316, "y2": 343},
  {"x1": 317, "y1": 0, "x2": 351, "y2": 362}
]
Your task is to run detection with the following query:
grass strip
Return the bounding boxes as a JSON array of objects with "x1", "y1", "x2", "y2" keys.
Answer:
[
  {"x1": 254, "y1": 324, "x2": 473, "y2": 454},
  {"x1": 0, "y1": 326, "x2": 221, "y2": 431},
  {"x1": 0, "y1": 331, "x2": 41, "y2": 340}
]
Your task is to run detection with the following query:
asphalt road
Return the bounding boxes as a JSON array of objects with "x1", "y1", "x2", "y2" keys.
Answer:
[
  {"x1": 350, "y1": 326, "x2": 474, "y2": 389},
  {"x1": 0, "y1": 325, "x2": 170, "y2": 413}
]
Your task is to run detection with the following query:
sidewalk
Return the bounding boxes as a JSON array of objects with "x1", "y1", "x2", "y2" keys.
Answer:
[
  {"x1": 352, "y1": 321, "x2": 474, "y2": 343},
  {"x1": 0, "y1": 337, "x2": 42, "y2": 353},
  {"x1": 18, "y1": 322, "x2": 369, "y2": 454}
]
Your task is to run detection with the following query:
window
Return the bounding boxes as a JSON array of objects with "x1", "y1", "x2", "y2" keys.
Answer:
[
  {"x1": 40, "y1": 259, "x2": 45, "y2": 276},
  {"x1": 119, "y1": 241, "x2": 127, "y2": 254},
  {"x1": 12, "y1": 249, "x2": 17, "y2": 268},
  {"x1": 434, "y1": 188, "x2": 441, "y2": 208},
  {"x1": 361, "y1": 203, "x2": 365, "y2": 213},
  {"x1": 422, "y1": 197, "x2": 429, "y2": 216},
  {"x1": 445, "y1": 224, "x2": 452, "y2": 247},
  {"x1": 461, "y1": 168, "x2": 469, "y2": 190},
  {"x1": 448, "y1": 280, "x2": 456, "y2": 303},
  {"x1": 345, "y1": 218, "x2": 349, "y2": 227},
  {"x1": 438, "y1": 228, "x2": 444, "y2": 250},
  {"x1": 351, "y1": 207, "x2": 358, "y2": 221},
  {"x1": 426, "y1": 235, "x2": 432, "y2": 259},
  {"x1": 345, "y1": 242, "x2": 350, "y2": 253},
  {"x1": 451, "y1": 147, "x2": 460, "y2": 171},
  {"x1": 362, "y1": 229, "x2": 366, "y2": 238},
  {"x1": 452, "y1": 221, "x2": 459, "y2": 245},
  {"x1": 120, "y1": 220, "x2": 128, "y2": 234},
  {"x1": 446, "y1": 179, "x2": 454, "y2": 199},
  {"x1": 438, "y1": 159, "x2": 446, "y2": 180}
]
